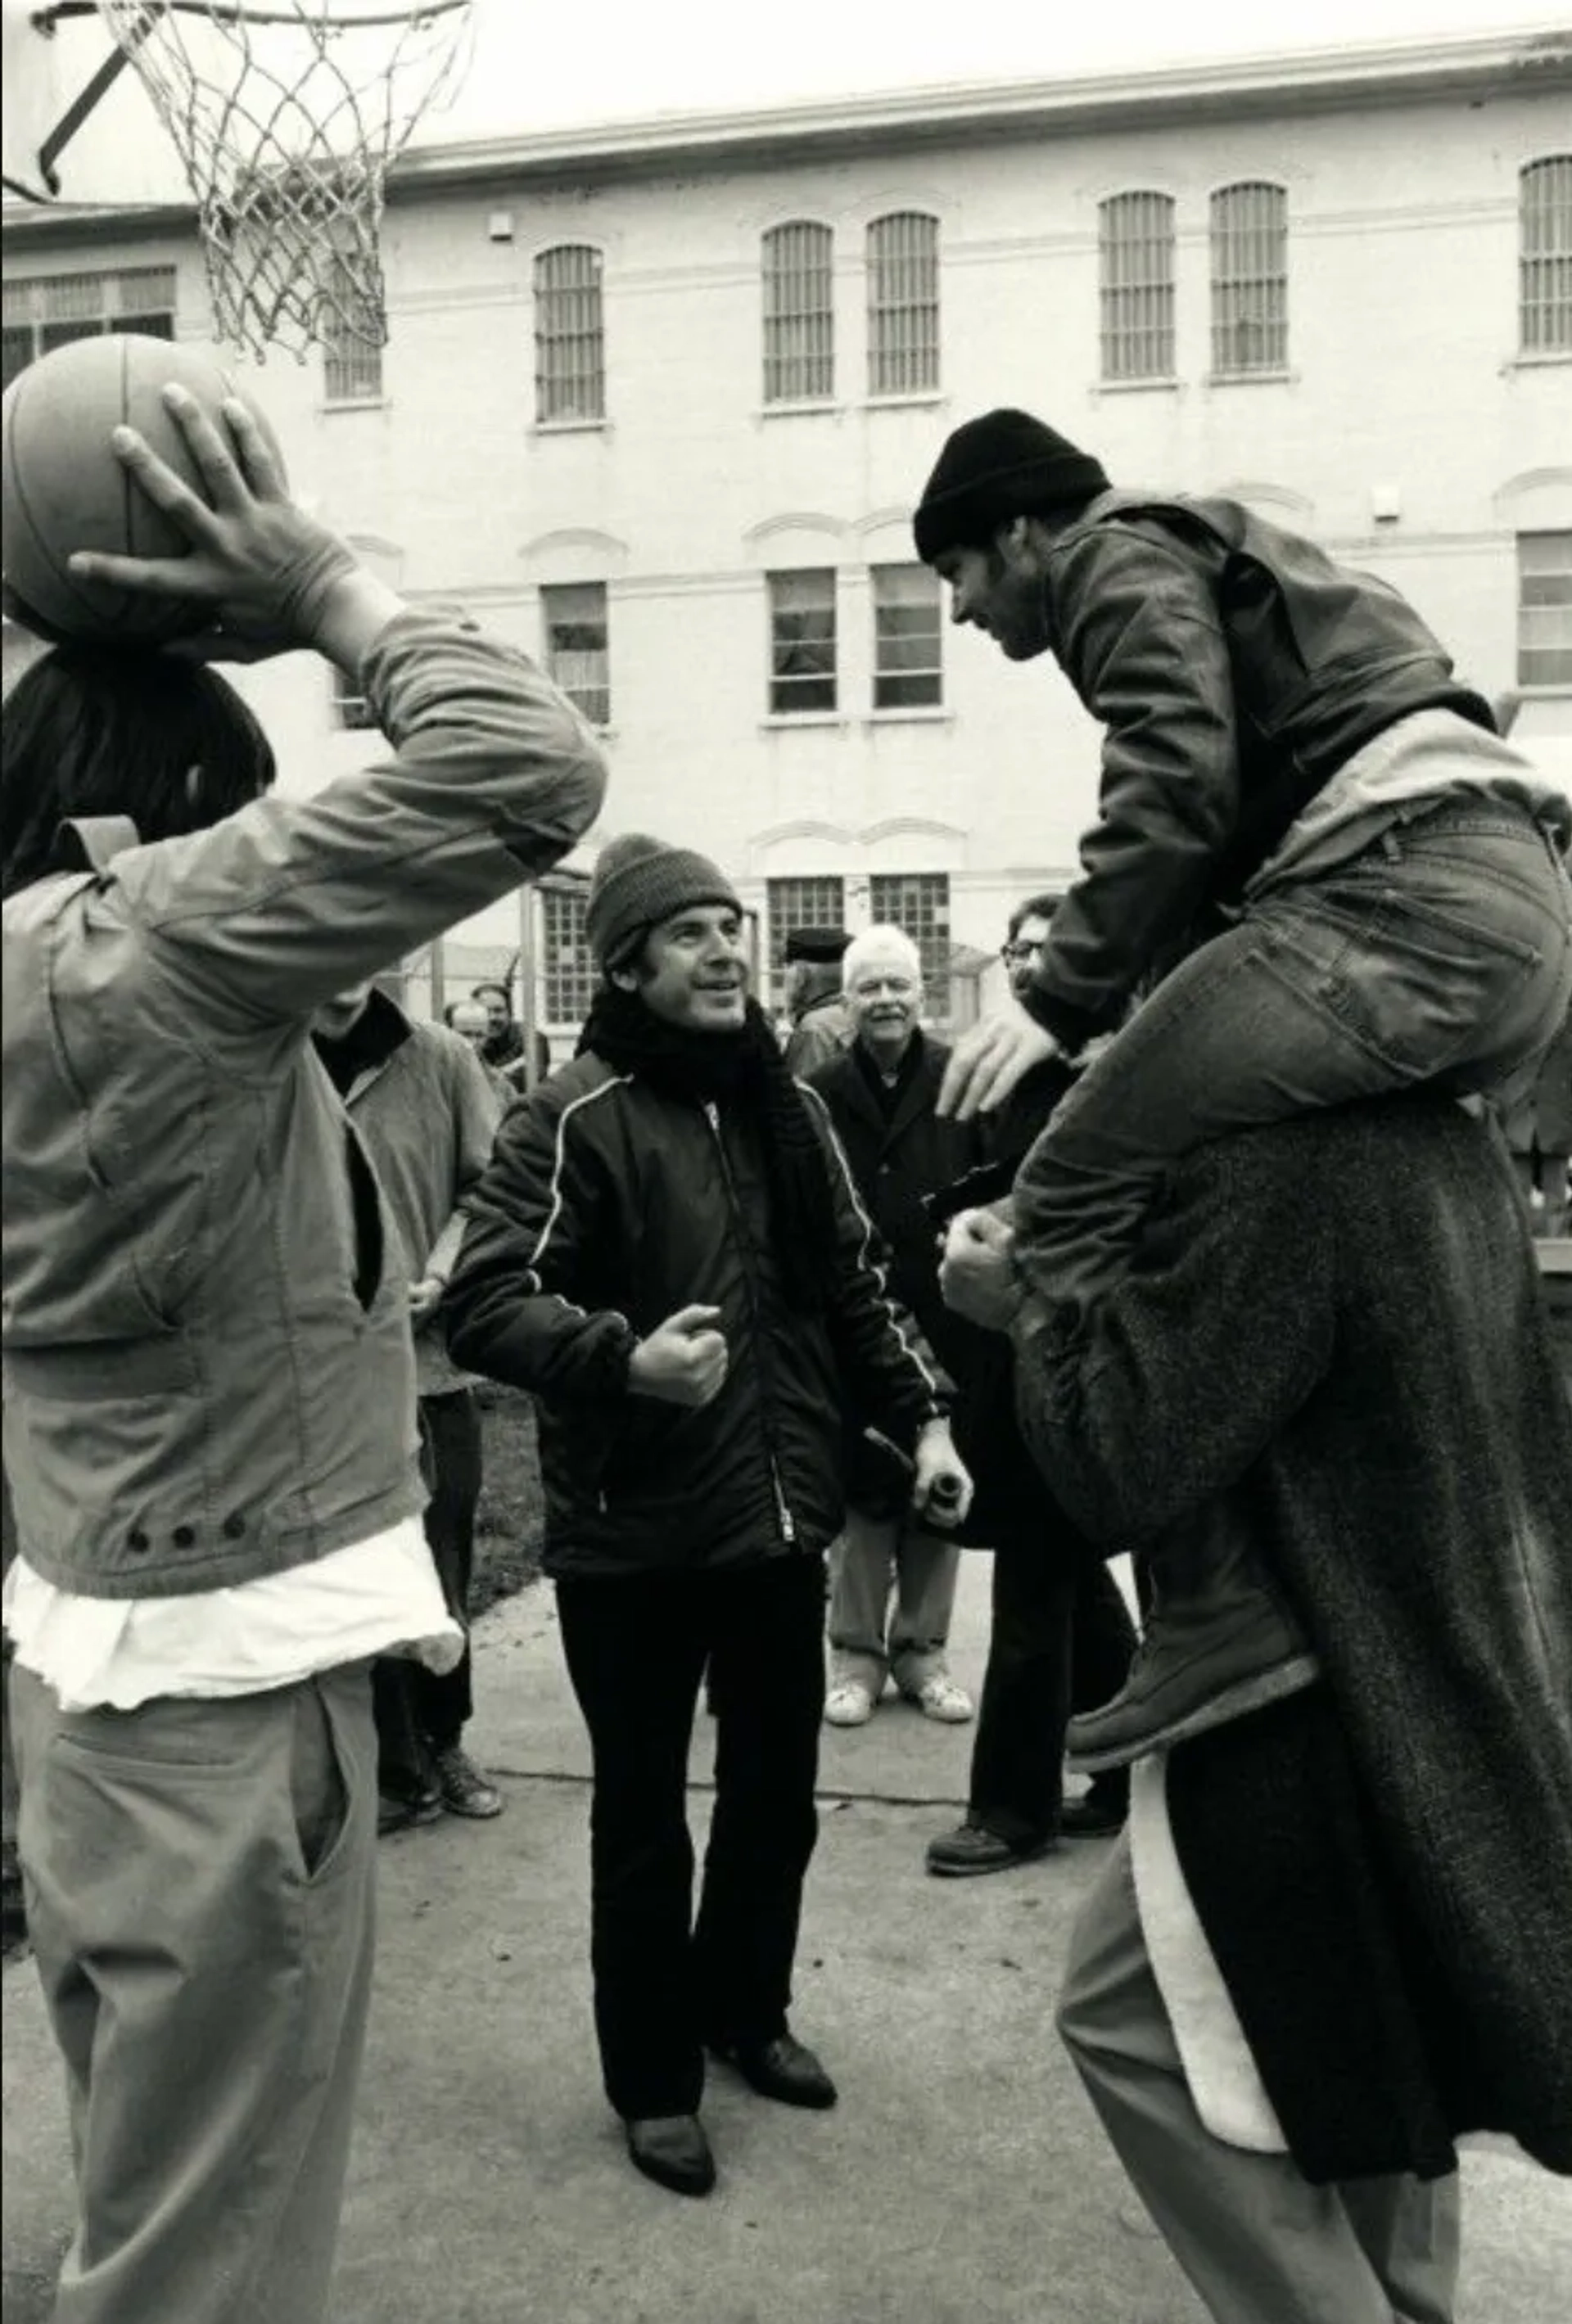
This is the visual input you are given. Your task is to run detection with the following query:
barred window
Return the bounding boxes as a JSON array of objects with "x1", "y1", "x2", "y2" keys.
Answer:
[
  {"x1": 762, "y1": 222, "x2": 833, "y2": 403},
  {"x1": 768, "y1": 569, "x2": 837, "y2": 715},
  {"x1": 535, "y1": 244, "x2": 604, "y2": 423},
  {"x1": 1210, "y1": 182, "x2": 1288, "y2": 377},
  {"x1": 541, "y1": 582, "x2": 610, "y2": 727},
  {"x1": 872, "y1": 565, "x2": 942, "y2": 709},
  {"x1": 321, "y1": 244, "x2": 382, "y2": 404},
  {"x1": 1098, "y1": 192, "x2": 1175, "y2": 381},
  {"x1": 1518, "y1": 532, "x2": 1572, "y2": 688},
  {"x1": 1, "y1": 267, "x2": 176, "y2": 390},
  {"x1": 869, "y1": 872, "x2": 950, "y2": 989},
  {"x1": 767, "y1": 876, "x2": 847, "y2": 1004},
  {"x1": 1520, "y1": 156, "x2": 1572, "y2": 355},
  {"x1": 867, "y1": 211, "x2": 939, "y2": 395},
  {"x1": 542, "y1": 886, "x2": 596, "y2": 1024}
]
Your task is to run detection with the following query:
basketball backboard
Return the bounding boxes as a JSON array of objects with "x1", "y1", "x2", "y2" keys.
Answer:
[{"x1": 2, "y1": 0, "x2": 187, "y2": 207}]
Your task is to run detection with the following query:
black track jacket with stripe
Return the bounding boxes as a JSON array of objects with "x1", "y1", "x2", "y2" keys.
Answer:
[{"x1": 444, "y1": 1051, "x2": 947, "y2": 1577}]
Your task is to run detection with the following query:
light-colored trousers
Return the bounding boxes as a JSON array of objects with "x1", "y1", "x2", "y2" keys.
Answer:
[
  {"x1": 11, "y1": 1661, "x2": 377, "y2": 2324},
  {"x1": 827, "y1": 1504, "x2": 960, "y2": 1694},
  {"x1": 1057, "y1": 1834, "x2": 1461, "y2": 2324}
]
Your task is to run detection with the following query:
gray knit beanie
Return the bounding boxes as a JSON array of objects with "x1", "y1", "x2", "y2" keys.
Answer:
[
  {"x1": 585, "y1": 833, "x2": 743, "y2": 970},
  {"x1": 913, "y1": 408, "x2": 1109, "y2": 564}
]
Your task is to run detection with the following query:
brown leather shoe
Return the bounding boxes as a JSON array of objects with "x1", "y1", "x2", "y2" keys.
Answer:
[
  {"x1": 431, "y1": 1742, "x2": 504, "y2": 1820},
  {"x1": 624, "y1": 2114, "x2": 716, "y2": 2196}
]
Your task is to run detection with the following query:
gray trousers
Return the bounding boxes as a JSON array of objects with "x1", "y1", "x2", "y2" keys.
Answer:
[
  {"x1": 11, "y1": 1661, "x2": 377, "y2": 2324},
  {"x1": 827, "y1": 1504, "x2": 960, "y2": 1693},
  {"x1": 1056, "y1": 1836, "x2": 1461, "y2": 2324}
]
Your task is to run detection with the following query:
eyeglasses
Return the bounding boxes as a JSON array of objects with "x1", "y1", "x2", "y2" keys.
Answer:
[{"x1": 1000, "y1": 941, "x2": 1044, "y2": 967}]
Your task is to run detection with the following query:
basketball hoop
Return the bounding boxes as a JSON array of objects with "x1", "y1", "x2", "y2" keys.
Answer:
[{"x1": 90, "y1": 1, "x2": 476, "y2": 359}]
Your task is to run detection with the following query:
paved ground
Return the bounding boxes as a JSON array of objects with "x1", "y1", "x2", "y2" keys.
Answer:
[{"x1": 4, "y1": 1555, "x2": 1570, "y2": 2322}]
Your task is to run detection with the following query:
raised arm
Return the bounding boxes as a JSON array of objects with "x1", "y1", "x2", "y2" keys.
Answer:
[
  {"x1": 64, "y1": 387, "x2": 605, "y2": 1029},
  {"x1": 1019, "y1": 523, "x2": 1240, "y2": 1056}
]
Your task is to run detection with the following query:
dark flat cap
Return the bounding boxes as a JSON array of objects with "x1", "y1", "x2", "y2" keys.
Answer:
[{"x1": 784, "y1": 926, "x2": 852, "y2": 964}]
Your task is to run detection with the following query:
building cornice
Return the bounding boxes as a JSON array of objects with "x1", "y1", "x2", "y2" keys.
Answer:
[{"x1": 3, "y1": 27, "x2": 1567, "y2": 247}]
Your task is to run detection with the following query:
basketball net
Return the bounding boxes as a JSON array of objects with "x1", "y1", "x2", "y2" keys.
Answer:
[{"x1": 93, "y1": 1, "x2": 476, "y2": 360}]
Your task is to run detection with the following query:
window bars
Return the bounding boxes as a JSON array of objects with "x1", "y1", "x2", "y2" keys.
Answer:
[
  {"x1": 767, "y1": 877, "x2": 847, "y2": 1000},
  {"x1": 1210, "y1": 182, "x2": 1288, "y2": 377},
  {"x1": 867, "y1": 212, "x2": 939, "y2": 395},
  {"x1": 872, "y1": 566, "x2": 942, "y2": 709},
  {"x1": 2, "y1": 266, "x2": 176, "y2": 391},
  {"x1": 1517, "y1": 533, "x2": 1572, "y2": 689},
  {"x1": 869, "y1": 872, "x2": 951, "y2": 990},
  {"x1": 1520, "y1": 157, "x2": 1572, "y2": 356},
  {"x1": 541, "y1": 583, "x2": 611, "y2": 728},
  {"x1": 541, "y1": 887, "x2": 596, "y2": 1025},
  {"x1": 1099, "y1": 192, "x2": 1175, "y2": 381},
  {"x1": 768, "y1": 570, "x2": 837, "y2": 713},
  {"x1": 535, "y1": 244, "x2": 605, "y2": 423},
  {"x1": 763, "y1": 222, "x2": 833, "y2": 403}
]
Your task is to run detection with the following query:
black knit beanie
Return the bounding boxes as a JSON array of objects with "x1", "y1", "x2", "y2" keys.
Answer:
[
  {"x1": 585, "y1": 832, "x2": 743, "y2": 971},
  {"x1": 913, "y1": 409, "x2": 1110, "y2": 564}
]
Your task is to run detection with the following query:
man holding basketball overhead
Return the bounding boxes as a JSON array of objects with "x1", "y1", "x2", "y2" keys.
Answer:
[{"x1": 1, "y1": 381, "x2": 605, "y2": 2324}]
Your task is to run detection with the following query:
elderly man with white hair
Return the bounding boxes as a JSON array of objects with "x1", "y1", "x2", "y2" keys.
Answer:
[{"x1": 807, "y1": 924, "x2": 974, "y2": 1726}]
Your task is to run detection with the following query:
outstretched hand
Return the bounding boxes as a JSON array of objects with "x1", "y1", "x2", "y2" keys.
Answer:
[
  {"x1": 64, "y1": 386, "x2": 378, "y2": 661},
  {"x1": 936, "y1": 1000, "x2": 1065, "y2": 1120}
]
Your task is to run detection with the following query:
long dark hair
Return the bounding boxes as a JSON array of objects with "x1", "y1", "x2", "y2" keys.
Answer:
[{"x1": 1, "y1": 647, "x2": 276, "y2": 898}]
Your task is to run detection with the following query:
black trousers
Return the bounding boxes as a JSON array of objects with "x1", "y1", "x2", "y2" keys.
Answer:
[
  {"x1": 373, "y1": 1388, "x2": 483, "y2": 1790},
  {"x1": 556, "y1": 1550, "x2": 827, "y2": 2122},
  {"x1": 967, "y1": 1532, "x2": 1139, "y2": 1843}
]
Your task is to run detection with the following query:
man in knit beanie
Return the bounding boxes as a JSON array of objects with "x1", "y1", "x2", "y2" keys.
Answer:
[
  {"x1": 913, "y1": 404, "x2": 1570, "y2": 1775},
  {"x1": 445, "y1": 827, "x2": 970, "y2": 2202},
  {"x1": 585, "y1": 832, "x2": 743, "y2": 974}
]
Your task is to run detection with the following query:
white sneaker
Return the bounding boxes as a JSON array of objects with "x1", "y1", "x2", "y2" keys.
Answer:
[
  {"x1": 824, "y1": 1680, "x2": 877, "y2": 1727},
  {"x1": 912, "y1": 1674, "x2": 974, "y2": 1724}
]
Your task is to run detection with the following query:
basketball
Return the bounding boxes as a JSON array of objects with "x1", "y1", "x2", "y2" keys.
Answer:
[{"x1": 1, "y1": 333, "x2": 284, "y2": 643}]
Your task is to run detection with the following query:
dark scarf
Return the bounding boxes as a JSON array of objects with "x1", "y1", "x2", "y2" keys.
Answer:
[{"x1": 580, "y1": 985, "x2": 838, "y2": 1311}]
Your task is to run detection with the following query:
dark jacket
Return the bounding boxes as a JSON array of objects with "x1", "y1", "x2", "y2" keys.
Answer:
[
  {"x1": 1023, "y1": 492, "x2": 1496, "y2": 1054},
  {"x1": 783, "y1": 990, "x2": 853, "y2": 1077},
  {"x1": 1014, "y1": 1096, "x2": 1572, "y2": 2177},
  {"x1": 444, "y1": 1054, "x2": 945, "y2": 1577},
  {"x1": 0, "y1": 616, "x2": 603, "y2": 1599}
]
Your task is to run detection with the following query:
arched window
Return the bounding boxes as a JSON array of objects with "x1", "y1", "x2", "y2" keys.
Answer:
[
  {"x1": 762, "y1": 222, "x2": 833, "y2": 403},
  {"x1": 1098, "y1": 192, "x2": 1175, "y2": 381},
  {"x1": 867, "y1": 211, "x2": 939, "y2": 394},
  {"x1": 534, "y1": 244, "x2": 604, "y2": 423},
  {"x1": 1520, "y1": 157, "x2": 1572, "y2": 356},
  {"x1": 1210, "y1": 182, "x2": 1288, "y2": 377}
]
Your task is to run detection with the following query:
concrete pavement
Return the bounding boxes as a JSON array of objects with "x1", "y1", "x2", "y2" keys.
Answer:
[{"x1": 5, "y1": 1554, "x2": 1570, "y2": 2323}]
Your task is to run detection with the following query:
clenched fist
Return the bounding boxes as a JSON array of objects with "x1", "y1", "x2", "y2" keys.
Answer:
[{"x1": 627, "y1": 1304, "x2": 730, "y2": 1408}]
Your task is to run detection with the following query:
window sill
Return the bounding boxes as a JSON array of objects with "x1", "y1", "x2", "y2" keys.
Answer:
[
  {"x1": 1512, "y1": 683, "x2": 1572, "y2": 701},
  {"x1": 1092, "y1": 375, "x2": 1180, "y2": 397},
  {"x1": 863, "y1": 390, "x2": 946, "y2": 410},
  {"x1": 1204, "y1": 368, "x2": 1296, "y2": 390},
  {"x1": 532, "y1": 417, "x2": 610, "y2": 436},
  {"x1": 1505, "y1": 350, "x2": 1572, "y2": 372},
  {"x1": 757, "y1": 400, "x2": 842, "y2": 420},
  {"x1": 320, "y1": 395, "x2": 389, "y2": 415},
  {"x1": 863, "y1": 706, "x2": 952, "y2": 726},
  {"x1": 760, "y1": 712, "x2": 848, "y2": 729}
]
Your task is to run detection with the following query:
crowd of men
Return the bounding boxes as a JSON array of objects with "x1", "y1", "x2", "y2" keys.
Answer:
[{"x1": 2, "y1": 386, "x2": 1569, "y2": 2324}]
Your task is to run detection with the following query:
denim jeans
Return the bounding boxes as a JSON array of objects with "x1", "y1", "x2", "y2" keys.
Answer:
[{"x1": 1014, "y1": 800, "x2": 1572, "y2": 1308}]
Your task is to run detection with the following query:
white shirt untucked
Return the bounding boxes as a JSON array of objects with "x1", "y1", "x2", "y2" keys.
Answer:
[{"x1": 2, "y1": 1515, "x2": 463, "y2": 1713}]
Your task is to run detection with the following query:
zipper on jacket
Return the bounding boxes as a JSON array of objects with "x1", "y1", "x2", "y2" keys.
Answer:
[{"x1": 704, "y1": 1100, "x2": 797, "y2": 1549}]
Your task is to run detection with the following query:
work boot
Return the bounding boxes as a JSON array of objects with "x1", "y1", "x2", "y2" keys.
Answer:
[{"x1": 1066, "y1": 1539, "x2": 1318, "y2": 1774}]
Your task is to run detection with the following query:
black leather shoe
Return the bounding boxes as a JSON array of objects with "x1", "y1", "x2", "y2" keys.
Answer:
[
  {"x1": 710, "y1": 2032, "x2": 838, "y2": 2109},
  {"x1": 624, "y1": 2114, "x2": 716, "y2": 2196},
  {"x1": 925, "y1": 1819, "x2": 1055, "y2": 1877},
  {"x1": 1059, "y1": 1789, "x2": 1127, "y2": 1839}
]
